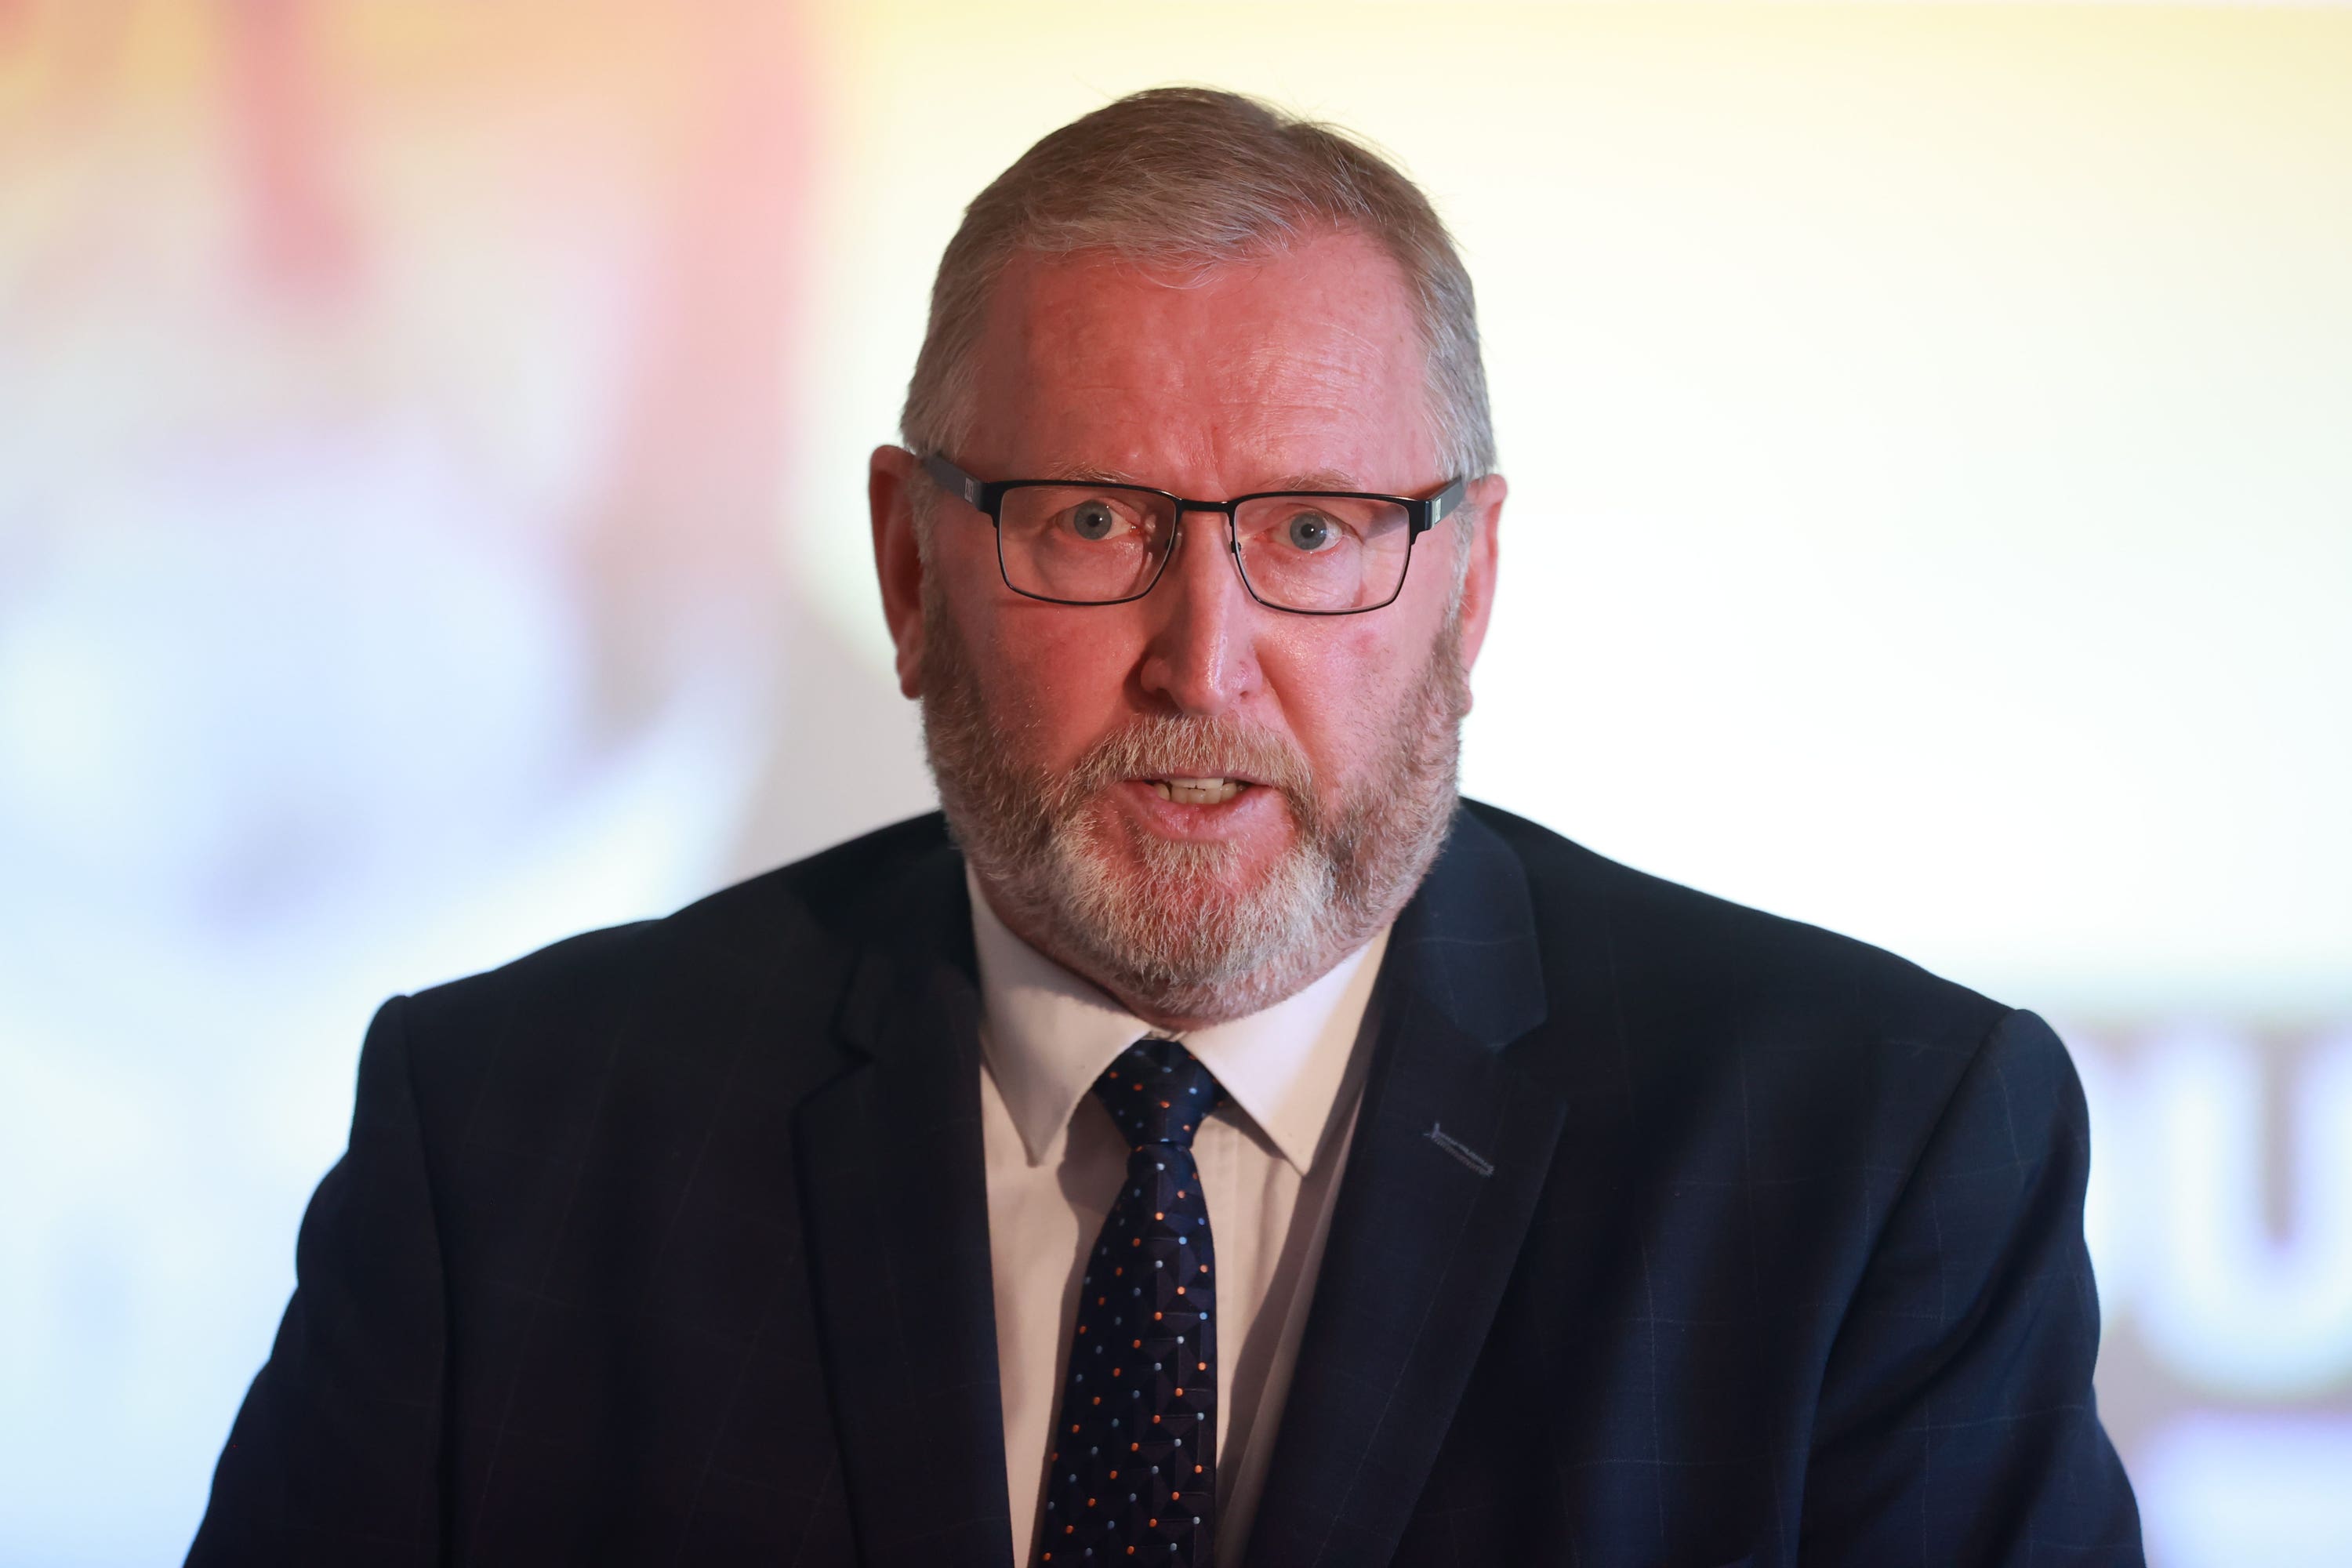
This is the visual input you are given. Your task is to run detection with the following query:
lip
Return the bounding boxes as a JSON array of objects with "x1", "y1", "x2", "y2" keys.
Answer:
[
  {"x1": 1134, "y1": 770, "x2": 1271, "y2": 789},
  {"x1": 1109, "y1": 776, "x2": 1287, "y2": 842}
]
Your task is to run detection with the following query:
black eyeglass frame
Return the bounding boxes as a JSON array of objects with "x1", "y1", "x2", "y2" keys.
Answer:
[{"x1": 920, "y1": 452, "x2": 1468, "y2": 616}]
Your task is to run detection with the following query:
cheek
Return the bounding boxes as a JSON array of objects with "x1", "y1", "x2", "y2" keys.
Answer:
[
  {"x1": 969, "y1": 602, "x2": 1149, "y2": 760},
  {"x1": 1262, "y1": 621, "x2": 1412, "y2": 764}
]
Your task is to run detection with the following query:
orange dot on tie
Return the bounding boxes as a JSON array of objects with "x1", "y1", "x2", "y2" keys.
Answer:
[
  {"x1": 1112, "y1": 1367, "x2": 1121, "y2": 1377},
  {"x1": 1071, "y1": 1425, "x2": 1080, "y2": 1433},
  {"x1": 1132, "y1": 1338, "x2": 1142, "y2": 1348},
  {"x1": 1114, "y1": 1268, "x2": 1123, "y2": 1276},
  {"x1": 1154, "y1": 1211, "x2": 1164, "y2": 1221},
  {"x1": 1078, "y1": 1325, "x2": 1087, "y2": 1334},
  {"x1": 1066, "y1": 1524, "x2": 1076, "y2": 1534},
  {"x1": 1152, "y1": 1414, "x2": 1162, "y2": 1424},
  {"x1": 1131, "y1": 1239, "x2": 1142, "y2": 1247},
  {"x1": 1153, "y1": 1311, "x2": 1163, "y2": 1320},
  {"x1": 1149, "y1": 1519, "x2": 1160, "y2": 1528},
  {"x1": 1109, "y1": 1470, "x2": 1118, "y2": 1479},
  {"x1": 1087, "y1": 1497, "x2": 1097, "y2": 1508},
  {"x1": 1160, "y1": 1099, "x2": 1171, "y2": 1108},
  {"x1": 1092, "y1": 1396, "x2": 1101, "y2": 1405},
  {"x1": 1131, "y1": 1442, "x2": 1141, "y2": 1451},
  {"x1": 1097, "y1": 1296, "x2": 1106, "y2": 1305},
  {"x1": 1197, "y1": 1360, "x2": 1206, "y2": 1371},
  {"x1": 1174, "y1": 1388, "x2": 1183, "y2": 1397},
  {"x1": 1194, "y1": 1464, "x2": 1203, "y2": 1474},
  {"x1": 1176, "y1": 1287, "x2": 1186, "y2": 1295}
]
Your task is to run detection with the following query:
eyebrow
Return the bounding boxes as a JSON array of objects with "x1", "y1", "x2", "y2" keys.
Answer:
[
  {"x1": 1040, "y1": 460, "x2": 1152, "y2": 486},
  {"x1": 1033, "y1": 463, "x2": 1370, "y2": 494}
]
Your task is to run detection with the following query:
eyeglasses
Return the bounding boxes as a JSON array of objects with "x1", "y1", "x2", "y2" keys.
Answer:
[{"x1": 920, "y1": 452, "x2": 1466, "y2": 616}]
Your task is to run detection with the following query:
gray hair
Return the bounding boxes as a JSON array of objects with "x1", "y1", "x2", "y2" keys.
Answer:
[{"x1": 901, "y1": 86, "x2": 1496, "y2": 485}]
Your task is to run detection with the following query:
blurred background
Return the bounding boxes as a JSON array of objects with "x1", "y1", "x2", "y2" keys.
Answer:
[{"x1": 1, "y1": 1, "x2": 2347, "y2": 1562}]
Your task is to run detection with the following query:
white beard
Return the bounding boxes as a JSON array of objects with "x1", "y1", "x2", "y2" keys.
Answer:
[{"x1": 916, "y1": 582, "x2": 1468, "y2": 1023}]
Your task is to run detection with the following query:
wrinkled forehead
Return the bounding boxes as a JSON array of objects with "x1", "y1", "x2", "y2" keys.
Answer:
[{"x1": 963, "y1": 230, "x2": 1440, "y2": 492}]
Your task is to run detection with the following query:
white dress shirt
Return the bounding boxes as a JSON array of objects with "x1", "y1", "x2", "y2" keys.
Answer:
[{"x1": 967, "y1": 868, "x2": 1389, "y2": 1568}]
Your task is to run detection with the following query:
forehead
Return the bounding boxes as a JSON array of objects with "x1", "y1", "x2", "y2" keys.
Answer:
[{"x1": 963, "y1": 228, "x2": 1438, "y2": 490}]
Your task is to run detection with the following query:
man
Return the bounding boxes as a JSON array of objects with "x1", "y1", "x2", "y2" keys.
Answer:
[{"x1": 191, "y1": 89, "x2": 2143, "y2": 1566}]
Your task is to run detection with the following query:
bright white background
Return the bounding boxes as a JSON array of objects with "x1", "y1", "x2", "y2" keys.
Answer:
[{"x1": 2, "y1": 3, "x2": 2347, "y2": 1563}]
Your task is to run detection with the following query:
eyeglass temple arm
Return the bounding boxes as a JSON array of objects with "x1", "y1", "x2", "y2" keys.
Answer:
[
  {"x1": 921, "y1": 452, "x2": 989, "y2": 512},
  {"x1": 1418, "y1": 476, "x2": 1471, "y2": 535}
]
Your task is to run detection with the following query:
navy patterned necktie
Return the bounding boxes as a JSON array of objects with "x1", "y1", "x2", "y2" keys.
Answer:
[{"x1": 1037, "y1": 1038, "x2": 1226, "y2": 1566}]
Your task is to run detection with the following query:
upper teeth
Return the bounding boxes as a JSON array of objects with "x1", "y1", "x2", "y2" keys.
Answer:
[{"x1": 1153, "y1": 778, "x2": 1244, "y2": 804}]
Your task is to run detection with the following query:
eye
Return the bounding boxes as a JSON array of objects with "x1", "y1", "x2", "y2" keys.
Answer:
[
  {"x1": 1069, "y1": 499, "x2": 1120, "y2": 542},
  {"x1": 1284, "y1": 511, "x2": 1337, "y2": 552}
]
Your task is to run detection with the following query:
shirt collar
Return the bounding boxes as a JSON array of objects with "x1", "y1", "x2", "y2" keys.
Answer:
[{"x1": 967, "y1": 864, "x2": 1388, "y2": 1174}]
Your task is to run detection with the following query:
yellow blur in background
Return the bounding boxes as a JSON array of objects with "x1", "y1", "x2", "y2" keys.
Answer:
[{"x1": 2, "y1": 3, "x2": 2348, "y2": 1563}]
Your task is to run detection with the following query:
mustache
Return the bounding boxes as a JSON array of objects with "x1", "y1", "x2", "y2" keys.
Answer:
[{"x1": 1059, "y1": 713, "x2": 1316, "y2": 801}]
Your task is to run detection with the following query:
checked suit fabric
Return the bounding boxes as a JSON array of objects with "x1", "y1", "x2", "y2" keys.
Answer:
[{"x1": 1036, "y1": 1038, "x2": 1225, "y2": 1566}]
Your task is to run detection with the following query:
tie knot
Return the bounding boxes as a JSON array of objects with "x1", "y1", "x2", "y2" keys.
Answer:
[{"x1": 1091, "y1": 1037, "x2": 1224, "y2": 1151}]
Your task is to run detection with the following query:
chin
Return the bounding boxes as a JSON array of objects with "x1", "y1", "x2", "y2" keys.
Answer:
[{"x1": 1037, "y1": 801, "x2": 1345, "y2": 1022}]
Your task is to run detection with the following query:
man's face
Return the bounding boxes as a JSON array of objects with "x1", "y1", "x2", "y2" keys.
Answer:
[{"x1": 872, "y1": 228, "x2": 1504, "y2": 1025}]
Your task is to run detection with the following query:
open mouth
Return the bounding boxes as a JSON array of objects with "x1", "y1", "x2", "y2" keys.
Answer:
[{"x1": 1145, "y1": 777, "x2": 1250, "y2": 806}]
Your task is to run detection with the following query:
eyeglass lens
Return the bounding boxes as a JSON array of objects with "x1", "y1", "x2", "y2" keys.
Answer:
[{"x1": 996, "y1": 484, "x2": 1414, "y2": 612}]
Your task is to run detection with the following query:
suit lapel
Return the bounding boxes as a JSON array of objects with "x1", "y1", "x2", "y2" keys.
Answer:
[
  {"x1": 793, "y1": 848, "x2": 1015, "y2": 1568},
  {"x1": 1244, "y1": 809, "x2": 1565, "y2": 1568}
]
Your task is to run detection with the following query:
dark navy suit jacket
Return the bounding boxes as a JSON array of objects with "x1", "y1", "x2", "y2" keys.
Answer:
[{"x1": 190, "y1": 803, "x2": 2143, "y2": 1566}]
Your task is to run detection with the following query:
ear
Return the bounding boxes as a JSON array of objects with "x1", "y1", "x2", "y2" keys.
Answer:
[
  {"x1": 869, "y1": 444, "x2": 927, "y2": 699},
  {"x1": 1452, "y1": 473, "x2": 1506, "y2": 681}
]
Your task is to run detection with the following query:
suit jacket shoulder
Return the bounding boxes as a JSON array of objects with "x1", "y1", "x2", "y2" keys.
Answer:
[
  {"x1": 1341, "y1": 800, "x2": 2142, "y2": 1568},
  {"x1": 393, "y1": 814, "x2": 964, "y2": 1167},
  {"x1": 1466, "y1": 797, "x2": 2025, "y2": 1208}
]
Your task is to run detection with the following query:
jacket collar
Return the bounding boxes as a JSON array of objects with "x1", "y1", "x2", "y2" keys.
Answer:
[
  {"x1": 793, "y1": 840, "x2": 1015, "y2": 1568},
  {"x1": 1240, "y1": 804, "x2": 1563, "y2": 1568},
  {"x1": 796, "y1": 805, "x2": 1559, "y2": 1568}
]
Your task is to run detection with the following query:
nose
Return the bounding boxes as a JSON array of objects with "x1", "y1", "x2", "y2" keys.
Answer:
[{"x1": 1136, "y1": 508, "x2": 1258, "y2": 716}]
